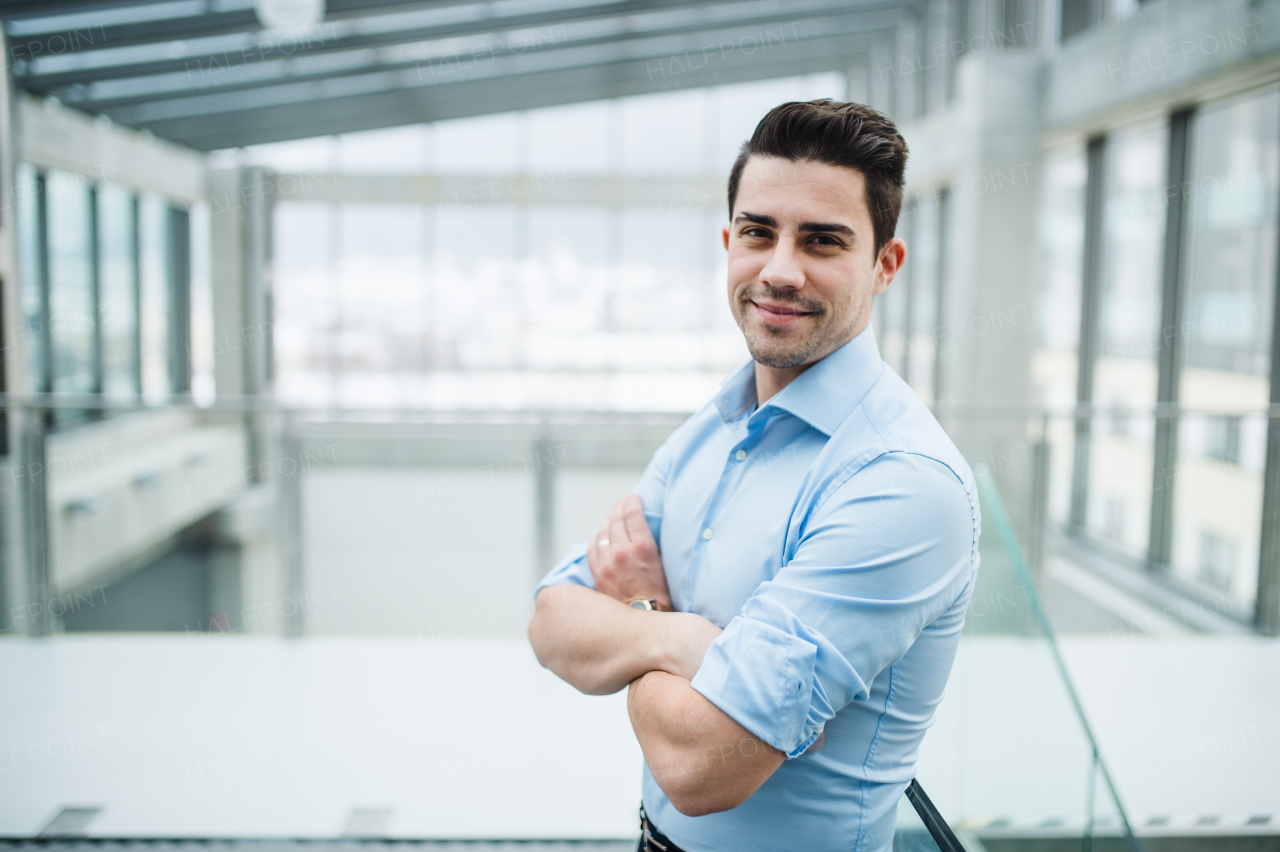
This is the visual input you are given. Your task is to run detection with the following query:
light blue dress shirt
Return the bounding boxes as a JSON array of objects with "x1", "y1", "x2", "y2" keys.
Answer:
[{"x1": 535, "y1": 326, "x2": 980, "y2": 852}]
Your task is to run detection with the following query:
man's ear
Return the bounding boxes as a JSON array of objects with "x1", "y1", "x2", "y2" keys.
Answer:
[
  {"x1": 722, "y1": 225, "x2": 730, "y2": 250},
  {"x1": 874, "y1": 237, "x2": 907, "y2": 295}
]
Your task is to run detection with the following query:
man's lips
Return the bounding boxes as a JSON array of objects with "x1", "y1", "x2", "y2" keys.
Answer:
[{"x1": 751, "y1": 300, "x2": 817, "y2": 323}]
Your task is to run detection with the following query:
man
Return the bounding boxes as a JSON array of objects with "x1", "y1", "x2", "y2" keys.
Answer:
[{"x1": 527, "y1": 100, "x2": 979, "y2": 852}]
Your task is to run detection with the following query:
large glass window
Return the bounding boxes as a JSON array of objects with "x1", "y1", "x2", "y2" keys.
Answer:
[
  {"x1": 45, "y1": 170, "x2": 96, "y2": 399},
  {"x1": 139, "y1": 194, "x2": 172, "y2": 401},
  {"x1": 17, "y1": 173, "x2": 185, "y2": 418},
  {"x1": 1087, "y1": 119, "x2": 1168, "y2": 559},
  {"x1": 1034, "y1": 144, "x2": 1087, "y2": 407},
  {"x1": 907, "y1": 191, "x2": 942, "y2": 405},
  {"x1": 1035, "y1": 143, "x2": 1087, "y2": 525},
  {"x1": 1172, "y1": 87, "x2": 1280, "y2": 606},
  {"x1": 260, "y1": 73, "x2": 843, "y2": 412},
  {"x1": 97, "y1": 184, "x2": 140, "y2": 399},
  {"x1": 876, "y1": 204, "x2": 911, "y2": 376}
]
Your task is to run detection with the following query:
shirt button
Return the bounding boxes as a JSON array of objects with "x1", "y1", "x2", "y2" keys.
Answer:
[
  {"x1": 702, "y1": 528, "x2": 714, "y2": 540},
  {"x1": 735, "y1": 449, "x2": 747, "y2": 461}
]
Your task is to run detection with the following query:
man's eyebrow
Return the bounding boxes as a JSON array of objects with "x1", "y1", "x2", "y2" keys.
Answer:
[
  {"x1": 798, "y1": 221, "x2": 856, "y2": 237},
  {"x1": 733, "y1": 212, "x2": 856, "y2": 238}
]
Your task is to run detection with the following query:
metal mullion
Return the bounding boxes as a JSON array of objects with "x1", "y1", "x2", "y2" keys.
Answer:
[
  {"x1": 88, "y1": 184, "x2": 103, "y2": 400},
  {"x1": 1256, "y1": 119, "x2": 1280, "y2": 634},
  {"x1": 34, "y1": 171, "x2": 52, "y2": 398},
  {"x1": 129, "y1": 192, "x2": 142, "y2": 397},
  {"x1": 1147, "y1": 108, "x2": 1194, "y2": 573},
  {"x1": 167, "y1": 204, "x2": 191, "y2": 395},
  {"x1": 1069, "y1": 135, "x2": 1107, "y2": 532}
]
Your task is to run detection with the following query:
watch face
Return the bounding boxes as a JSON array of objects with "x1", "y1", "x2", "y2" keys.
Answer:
[{"x1": 629, "y1": 599, "x2": 654, "y2": 610}]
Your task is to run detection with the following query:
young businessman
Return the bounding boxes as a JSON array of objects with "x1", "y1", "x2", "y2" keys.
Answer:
[{"x1": 527, "y1": 100, "x2": 979, "y2": 852}]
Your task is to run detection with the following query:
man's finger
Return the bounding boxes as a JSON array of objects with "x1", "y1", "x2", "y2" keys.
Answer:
[
  {"x1": 622, "y1": 494, "x2": 652, "y2": 545},
  {"x1": 610, "y1": 509, "x2": 629, "y2": 551}
]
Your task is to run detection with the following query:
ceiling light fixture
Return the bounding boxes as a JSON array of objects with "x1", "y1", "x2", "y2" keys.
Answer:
[{"x1": 254, "y1": 0, "x2": 325, "y2": 30}]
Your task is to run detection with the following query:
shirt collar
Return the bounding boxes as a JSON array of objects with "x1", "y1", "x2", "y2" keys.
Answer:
[{"x1": 714, "y1": 324, "x2": 884, "y2": 437}]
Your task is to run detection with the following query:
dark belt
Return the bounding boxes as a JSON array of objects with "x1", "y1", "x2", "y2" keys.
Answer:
[{"x1": 638, "y1": 803, "x2": 688, "y2": 852}]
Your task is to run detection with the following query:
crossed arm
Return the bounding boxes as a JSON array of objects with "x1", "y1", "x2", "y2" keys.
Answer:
[{"x1": 526, "y1": 495, "x2": 785, "y2": 816}]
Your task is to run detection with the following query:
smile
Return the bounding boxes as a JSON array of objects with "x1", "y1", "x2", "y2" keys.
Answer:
[{"x1": 750, "y1": 301, "x2": 817, "y2": 325}]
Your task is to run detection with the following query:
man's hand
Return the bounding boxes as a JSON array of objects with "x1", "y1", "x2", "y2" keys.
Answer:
[{"x1": 587, "y1": 494, "x2": 672, "y2": 610}]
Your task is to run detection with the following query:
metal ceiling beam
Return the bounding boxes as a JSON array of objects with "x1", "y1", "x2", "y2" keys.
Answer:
[
  {"x1": 6, "y1": 0, "x2": 689, "y2": 61},
  {"x1": 104, "y1": 11, "x2": 889, "y2": 126},
  {"x1": 0, "y1": 0, "x2": 160, "y2": 20},
  {"x1": 135, "y1": 29, "x2": 880, "y2": 149},
  {"x1": 66, "y1": 2, "x2": 896, "y2": 113},
  {"x1": 16, "y1": 0, "x2": 903, "y2": 91}
]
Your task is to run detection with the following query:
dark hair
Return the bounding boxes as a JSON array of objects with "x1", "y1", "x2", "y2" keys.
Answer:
[{"x1": 726, "y1": 99, "x2": 908, "y2": 255}]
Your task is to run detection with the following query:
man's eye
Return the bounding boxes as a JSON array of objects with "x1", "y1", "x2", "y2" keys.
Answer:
[
  {"x1": 742, "y1": 228, "x2": 770, "y2": 239},
  {"x1": 811, "y1": 235, "x2": 842, "y2": 247}
]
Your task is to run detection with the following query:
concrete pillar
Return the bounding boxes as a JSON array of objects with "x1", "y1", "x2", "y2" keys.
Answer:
[
  {"x1": 916, "y1": 49, "x2": 1044, "y2": 537},
  {"x1": 209, "y1": 167, "x2": 274, "y2": 401}
]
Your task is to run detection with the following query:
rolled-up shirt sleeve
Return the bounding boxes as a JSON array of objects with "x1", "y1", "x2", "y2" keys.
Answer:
[{"x1": 690, "y1": 451, "x2": 977, "y2": 758}]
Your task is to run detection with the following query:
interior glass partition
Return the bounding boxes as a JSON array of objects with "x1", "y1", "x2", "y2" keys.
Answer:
[
  {"x1": 1172, "y1": 87, "x2": 1280, "y2": 610},
  {"x1": 1089, "y1": 119, "x2": 1168, "y2": 560}
]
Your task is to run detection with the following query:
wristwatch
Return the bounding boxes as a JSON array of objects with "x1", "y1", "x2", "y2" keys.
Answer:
[{"x1": 627, "y1": 598, "x2": 672, "y2": 612}]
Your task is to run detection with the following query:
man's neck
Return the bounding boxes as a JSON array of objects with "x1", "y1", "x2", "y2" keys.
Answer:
[
  {"x1": 753, "y1": 321, "x2": 866, "y2": 406},
  {"x1": 753, "y1": 361, "x2": 810, "y2": 407}
]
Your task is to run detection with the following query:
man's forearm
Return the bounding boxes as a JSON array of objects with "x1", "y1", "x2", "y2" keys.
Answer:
[
  {"x1": 528, "y1": 584, "x2": 716, "y2": 695},
  {"x1": 628, "y1": 671, "x2": 785, "y2": 816}
]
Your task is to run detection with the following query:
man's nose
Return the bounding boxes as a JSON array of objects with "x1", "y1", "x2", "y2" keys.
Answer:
[{"x1": 759, "y1": 240, "x2": 804, "y2": 290}]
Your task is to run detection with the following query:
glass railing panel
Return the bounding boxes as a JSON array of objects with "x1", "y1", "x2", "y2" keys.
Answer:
[{"x1": 947, "y1": 465, "x2": 1141, "y2": 852}]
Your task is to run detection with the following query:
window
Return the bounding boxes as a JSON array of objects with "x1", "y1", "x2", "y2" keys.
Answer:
[
  {"x1": 45, "y1": 171, "x2": 96, "y2": 399},
  {"x1": 14, "y1": 166, "x2": 189, "y2": 421},
  {"x1": 1171, "y1": 87, "x2": 1280, "y2": 605},
  {"x1": 1087, "y1": 119, "x2": 1168, "y2": 560},
  {"x1": 97, "y1": 184, "x2": 140, "y2": 399},
  {"x1": 139, "y1": 195, "x2": 172, "y2": 400}
]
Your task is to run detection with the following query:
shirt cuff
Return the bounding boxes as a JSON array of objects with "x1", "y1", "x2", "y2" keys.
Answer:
[
  {"x1": 533, "y1": 543, "x2": 593, "y2": 600},
  {"x1": 690, "y1": 601, "x2": 827, "y2": 758}
]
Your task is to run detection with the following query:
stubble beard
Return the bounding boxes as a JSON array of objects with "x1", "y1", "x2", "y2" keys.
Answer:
[{"x1": 734, "y1": 284, "x2": 861, "y2": 370}]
